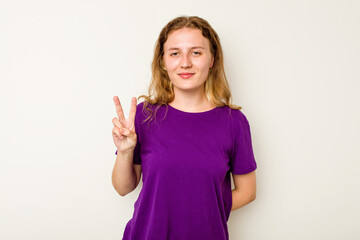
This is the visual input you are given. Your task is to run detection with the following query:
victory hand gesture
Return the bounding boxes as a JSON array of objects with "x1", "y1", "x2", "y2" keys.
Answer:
[{"x1": 112, "y1": 96, "x2": 137, "y2": 154}]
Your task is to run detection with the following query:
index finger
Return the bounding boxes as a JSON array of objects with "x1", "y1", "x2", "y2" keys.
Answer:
[
  {"x1": 128, "y1": 97, "x2": 137, "y2": 124},
  {"x1": 113, "y1": 96, "x2": 126, "y2": 122}
]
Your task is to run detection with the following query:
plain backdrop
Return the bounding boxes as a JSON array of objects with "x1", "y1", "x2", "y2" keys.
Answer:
[{"x1": 1, "y1": 0, "x2": 359, "y2": 239}]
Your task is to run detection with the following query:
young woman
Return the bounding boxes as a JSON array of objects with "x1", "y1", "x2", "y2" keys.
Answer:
[{"x1": 111, "y1": 16, "x2": 257, "y2": 240}]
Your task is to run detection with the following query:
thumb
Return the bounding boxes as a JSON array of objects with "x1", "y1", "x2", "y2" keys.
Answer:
[{"x1": 120, "y1": 127, "x2": 132, "y2": 137}]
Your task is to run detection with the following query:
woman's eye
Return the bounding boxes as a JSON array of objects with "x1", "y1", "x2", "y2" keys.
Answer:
[
  {"x1": 192, "y1": 51, "x2": 201, "y2": 55},
  {"x1": 170, "y1": 52, "x2": 179, "y2": 56}
]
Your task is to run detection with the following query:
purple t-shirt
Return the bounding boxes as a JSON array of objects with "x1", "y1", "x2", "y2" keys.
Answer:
[{"x1": 116, "y1": 101, "x2": 257, "y2": 240}]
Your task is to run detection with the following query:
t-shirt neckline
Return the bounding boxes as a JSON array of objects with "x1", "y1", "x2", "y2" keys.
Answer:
[{"x1": 167, "y1": 104, "x2": 218, "y2": 115}]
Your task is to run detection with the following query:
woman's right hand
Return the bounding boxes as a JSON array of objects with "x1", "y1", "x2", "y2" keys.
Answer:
[{"x1": 112, "y1": 96, "x2": 137, "y2": 154}]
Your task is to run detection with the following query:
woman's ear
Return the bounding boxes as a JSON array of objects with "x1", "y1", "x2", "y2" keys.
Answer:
[
  {"x1": 210, "y1": 55, "x2": 214, "y2": 68},
  {"x1": 160, "y1": 58, "x2": 167, "y2": 71}
]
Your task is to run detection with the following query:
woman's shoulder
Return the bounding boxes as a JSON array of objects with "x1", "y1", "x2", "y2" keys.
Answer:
[
  {"x1": 136, "y1": 101, "x2": 162, "y2": 113},
  {"x1": 219, "y1": 105, "x2": 248, "y2": 122},
  {"x1": 136, "y1": 101, "x2": 145, "y2": 112},
  {"x1": 135, "y1": 100, "x2": 165, "y2": 123}
]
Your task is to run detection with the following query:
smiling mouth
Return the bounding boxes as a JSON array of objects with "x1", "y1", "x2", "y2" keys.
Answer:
[{"x1": 178, "y1": 73, "x2": 195, "y2": 79}]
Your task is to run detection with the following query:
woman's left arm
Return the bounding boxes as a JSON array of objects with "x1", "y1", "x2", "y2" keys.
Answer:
[{"x1": 231, "y1": 170, "x2": 257, "y2": 212}]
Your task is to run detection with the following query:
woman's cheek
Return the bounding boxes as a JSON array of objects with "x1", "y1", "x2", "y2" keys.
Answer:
[
  {"x1": 193, "y1": 59, "x2": 208, "y2": 70},
  {"x1": 168, "y1": 59, "x2": 180, "y2": 69}
]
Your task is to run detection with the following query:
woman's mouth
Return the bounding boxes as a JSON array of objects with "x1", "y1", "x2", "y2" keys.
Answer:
[{"x1": 178, "y1": 73, "x2": 195, "y2": 79}]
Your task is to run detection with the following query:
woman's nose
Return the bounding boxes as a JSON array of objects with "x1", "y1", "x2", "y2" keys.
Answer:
[{"x1": 180, "y1": 54, "x2": 192, "y2": 68}]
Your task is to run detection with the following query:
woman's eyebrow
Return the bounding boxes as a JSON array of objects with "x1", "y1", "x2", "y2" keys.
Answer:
[{"x1": 166, "y1": 46, "x2": 205, "y2": 51}]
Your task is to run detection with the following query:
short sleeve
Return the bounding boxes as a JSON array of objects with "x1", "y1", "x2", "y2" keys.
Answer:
[
  {"x1": 115, "y1": 104, "x2": 142, "y2": 165},
  {"x1": 230, "y1": 111, "x2": 257, "y2": 174}
]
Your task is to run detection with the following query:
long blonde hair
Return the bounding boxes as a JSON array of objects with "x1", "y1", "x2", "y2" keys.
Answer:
[{"x1": 138, "y1": 16, "x2": 241, "y2": 123}]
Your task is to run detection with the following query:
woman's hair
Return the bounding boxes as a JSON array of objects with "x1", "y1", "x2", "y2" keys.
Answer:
[{"x1": 138, "y1": 15, "x2": 241, "y2": 123}]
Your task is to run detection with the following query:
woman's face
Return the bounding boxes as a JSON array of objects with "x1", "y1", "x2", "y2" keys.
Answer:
[{"x1": 163, "y1": 28, "x2": 214, "y2": 94}]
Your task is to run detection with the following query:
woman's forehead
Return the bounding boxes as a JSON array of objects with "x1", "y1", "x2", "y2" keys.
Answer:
[{"x1": 164, "y1": 28, "x2": 210, "y2": 51}]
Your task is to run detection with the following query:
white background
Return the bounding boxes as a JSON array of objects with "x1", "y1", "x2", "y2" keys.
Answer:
[{"x1": 1, "y1": 0, "x2": 359, "y2": 239}]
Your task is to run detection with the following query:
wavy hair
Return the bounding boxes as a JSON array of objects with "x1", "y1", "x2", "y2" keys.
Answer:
[{"x1": 138, "y1": 15, "x2": 241, "y2": 123}]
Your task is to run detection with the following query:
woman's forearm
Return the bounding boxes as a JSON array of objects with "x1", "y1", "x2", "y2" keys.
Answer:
[
  {"x1": 231, "y1": 189, "x2": 256, "y2": 212},
  {"x1": 112, "y1": 150, "x2": 136, "y2": 196}
]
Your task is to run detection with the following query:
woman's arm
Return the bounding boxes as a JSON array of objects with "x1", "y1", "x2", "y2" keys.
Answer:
[
  {"x1": 231, "y1": 170, "x2": 257, "y2": 212},
  {"x1": 112, "y1": 151, "x2": 138, "y2": 196}
]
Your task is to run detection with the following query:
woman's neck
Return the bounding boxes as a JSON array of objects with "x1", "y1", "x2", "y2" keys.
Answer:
[{"x1": 169, "y1": 88, "x2": 216, "y2": 112}]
